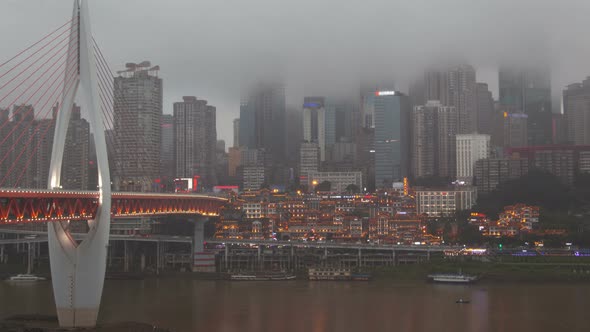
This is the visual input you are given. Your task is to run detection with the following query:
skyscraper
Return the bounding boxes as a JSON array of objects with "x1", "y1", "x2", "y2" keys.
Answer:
[
  {"x1": 299, "y1": 142, "x2": 320, "y2": 183},
  {"x1": 239, "y1": 82, "x2": 286, "y2": 163},
  {"x1": 412, "y1": 101, "x2": 457, "y2": 179},
  {"x1": 563, "y1": 78, "x2": 590, "y2": 145},
  {"x1": 456, "y1": 134, "x2": 490, "y2": 182},
  {"x1": 423, "y1": 65, "x2": 477, "y2": 134},
  {"x1": 373, "y1": 91, "x2": 411, "y2": 188},
  {"x1": 113, "y1": 62, "x2": 162, "y2": 192},
  {"x1": 160, "y1": 114, "x2": 174, "y2": 187},
  {"x1": 302, "y1": 97, "x2": 334, "y2": 161},
  {"x1": 412, "y1": 104, "x2": 436, "y2": 178},
  {"x1": 503, "y1": 112, "x2": 528, "y2": 148},
  {"x1": 475, "y1": 83, "x2": 494, "y2": 135},
  {"x1": 424, "y1": 70, "x2": 449, "y2": 105},
  {"x1": 448, "y1": 65, "x2": 477, "y2": 134},
  {"x1": 233, "y1": 118, "x2": 240, "y2": 148},
  {"x1": 62, "y1": 104, "x2": 89, "y2": 190},
  {"x1": 173, "y1": 96, "x2": 217, "y2": 190},
  {"x1": 3, "y1": 105, "x2": 36, "y2": 188},
  {"x1": 499, "y1": 66, "x2": 552, "y2": 145}
]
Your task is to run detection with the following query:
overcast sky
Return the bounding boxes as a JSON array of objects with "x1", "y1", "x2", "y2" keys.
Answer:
[{"x1": 2, "y1": 0, "x2": 590, "y2": 145}]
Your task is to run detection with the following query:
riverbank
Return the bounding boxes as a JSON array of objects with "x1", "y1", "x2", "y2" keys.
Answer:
[
  {"x1": 0, "y1": 315, "x2": 171, "y2": 332},
  {"x1": 373, "y1": 257, "x2": 590, "y2": 282}
]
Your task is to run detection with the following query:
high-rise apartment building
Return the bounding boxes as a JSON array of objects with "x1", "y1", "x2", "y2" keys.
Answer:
[
  {"x1": 373, "y1": 91, "x2": 411, "y2": 188},
  {"x1": 113, "y1": 62, "x2": 162, "y2": 192},
  {"x1": 503, "y1": 112, "x2": 528, "y2": 148},
  {"x1": 474, "y1": 158, "x2": 529, "y2": 194},
  {"x1": 299, "y1": 142, "x2": 320, "y2": 183},
  {"x1": 534, "y1": 150, "x2": 574, "y2": 185},
  {"x1": 302, "y1": 97, "x2": 334, "y2": 161},
  {"x1": 506, "y1": 145, "x2": 590, "y2": 186},
  {"x1": 62, "y1": 104, "x2": 89, "y2": 190},
  {"x1": 215, "y1": 140, "x2": 228, "y2": 185},
  {"x1": 456, "y1": 134, "x2": 490, "y2": 181},
  {"x1": 228, "y1": 147, "x2": 241, "y2": 177},
  {"x1": 239, "y1": 83, "x2": 286, "y2": 163},
  {"x1": 412, "y1": 101, "x2": 458, "y2": 179},
  {"x1": 499, "y1": 66, "x2": 552, "y2": 145},
  {"x1": 233, "y1": 118, "x2": 240, "y2": 148},
  {"x1": 423, "y1": 65, "x2": 477, "y2": 135},
  {"x1": 239, "y1": 147, "x2": 266, "y2": 190},
  {"x1": 3, "y1": 105, "x2": 36, "y2": 188},
  {"x1": 424, "y1": 70, "x2": 449, "y2": 105},
  {"x1": 0, "y1": 103, "x2": 89, "y2": 190},
  {"x1": 0, "y1": 108, "x2": 10, "y2": 185},
  {"x1": 160, "y1": 114, "x2": 174, "y2": 185},
  {"x1": 448, "y1": 65, "x2": 477, "y2": 134},
  {"x1": 563, "y1": 78, "x2": 590, "y2": 145},
  {"x1": 475, "y1": 83, "x2": 494, "y2": 135},
  {"x1": 173, "y1": 96, "x2": 217, "y2": 190},
  {"x1": 412, "y1": 104, "x2": 436, "y2": 178}
]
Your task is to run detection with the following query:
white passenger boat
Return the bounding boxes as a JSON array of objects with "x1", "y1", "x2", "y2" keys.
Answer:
[
  {"x1": 427, "y1": 273, "x2": 478, "y2": 283},
  {"x1": 7, "y1": 274, "x2": 46, "y2": 282},
  {"x1": 230, "y1": 273, "x2": 296, "y2": 281}
]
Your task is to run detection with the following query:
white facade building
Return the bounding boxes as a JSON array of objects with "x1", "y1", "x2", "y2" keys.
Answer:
[
  {"x1": 299, "y1": 142, "x2": 320, "y2": 181},
  {"x1": 307, "y1": 171, "x2": 362, "y2": 193},
  {"x1": 242, "y1": 165, "x2": 265, "y2": 191},
  {"x1": 416, "y1": 187, "x2": 477, "y2": 217},
  {"x1": 303, "y1": 97, "x2": 334, "y2": 161},
  {"x1": 456, "y1": 134, "x2": 490, "y2": 181}
]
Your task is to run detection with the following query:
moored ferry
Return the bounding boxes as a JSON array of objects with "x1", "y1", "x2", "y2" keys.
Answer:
[
  {"x1": 308, "y1": 268, "x2": 352, "y2": 281},
  {"x1": 230, "y1": 273, "x2": 296, "y2": 281},
  {"x1": 427, "y1": 273, "x2": 478, "y2": 283},
  {"x1": 7, "y1": 274, "x2": 46, "y2": 282}
]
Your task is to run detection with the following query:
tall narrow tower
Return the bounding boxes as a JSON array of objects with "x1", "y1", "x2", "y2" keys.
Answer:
[{"x1": 47, "y1": 0, "x2": 112, "y2": 327}]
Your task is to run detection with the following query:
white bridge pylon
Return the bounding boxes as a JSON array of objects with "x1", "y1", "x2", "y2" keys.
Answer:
[{"x1": 47, "y1": 0, "x2": 111, "y2": 327}]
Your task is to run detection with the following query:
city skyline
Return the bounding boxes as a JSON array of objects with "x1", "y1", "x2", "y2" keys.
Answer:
[
  {"x1": 2, "y1": 1, "x2": 590, "y2": 145},
  {"x1": 5, "y1": 2, "x2": 590, "y2": 331}
]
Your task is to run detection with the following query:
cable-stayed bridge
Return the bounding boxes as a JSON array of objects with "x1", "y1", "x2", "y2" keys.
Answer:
[{"x1": 0, "y1": 0, "x2": 226, "y2": 327}]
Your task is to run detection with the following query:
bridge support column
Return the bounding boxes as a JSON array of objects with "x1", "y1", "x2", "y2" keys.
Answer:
[
  {"x1": 124, "y1": 241, "x2": 129, "y2": 272},
  {"x1": 257, "y1": 246, "x2": 262, "y2": 270},
  {"x1": 224, "y1": 244, "x2": 229, "y2": 271},
  {"x1": 156, "y1": 241, "x2": 160, "y2": 275},
  {"x1": 358, "y1": 248, "x2": 362, "y2": 267},
  {"x1": 392, "y1": 250, "x2": 396, "y2": 266},
  {"x1": 290, "y1": 246, "x2": 294, "y2": 271},
  {"x1": 192, "y1": 217, "x2": 215, "y2": 272},
  {"x1": 46, "y1": 0, "x2": 112, "y2": 328},
  {"x1": 427, "y1": 250, "x2": 431, "y2": 262}
]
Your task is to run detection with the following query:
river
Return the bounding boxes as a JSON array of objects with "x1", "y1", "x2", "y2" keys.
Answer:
[{"x1": 1, "y1": 278, "x2": 589, "y2": 332}]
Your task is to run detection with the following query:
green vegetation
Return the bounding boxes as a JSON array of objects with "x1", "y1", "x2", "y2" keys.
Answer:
[
  {"x1": 316, "y1": 181, "x2": 332, "y2": 192},
  {"x1": 345, "y1": 184, "x2": 360, "y2": 194},
  {"x1": 475, "y1": 169, "x2": 590, "y2": 217},
  {"x1": 441, "y1": 169, "x2": 590, "y2": 246}
]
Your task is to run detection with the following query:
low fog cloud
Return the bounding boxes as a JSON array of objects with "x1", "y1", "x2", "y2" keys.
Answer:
[{"x1": 2, "y1": 0, "x2": 590, "y2": 142}]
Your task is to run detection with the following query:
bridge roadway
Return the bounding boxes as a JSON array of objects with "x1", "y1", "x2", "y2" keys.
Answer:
[
  {"x1": 0, "y1": 230, "x2": 458, "y2": 252},
  {"x1": 0, "y1": 189, "x2": 226, "y2": 224},
  {"x1": 0, "y1": 233, "x2": 194, "y2": 245},
  {"x1": 205, "y1": 239, "x2": 459, "y2": 252}
]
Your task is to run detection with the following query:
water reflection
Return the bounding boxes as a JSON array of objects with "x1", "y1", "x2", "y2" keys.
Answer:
[{"x1": 1, "y1": 279, "x2": 589, "y2": 332}]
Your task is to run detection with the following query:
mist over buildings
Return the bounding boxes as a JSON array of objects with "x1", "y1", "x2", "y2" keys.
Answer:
[{"x1": 2, "y1": 0, "x2": 590, "y2": 142}]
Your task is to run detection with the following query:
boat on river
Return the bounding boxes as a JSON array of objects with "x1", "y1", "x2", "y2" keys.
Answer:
[
  {"x1": 6, "y1": 274, "x2": 46, "y2": 282},
  {"x1": 230, "y1": 273, "x2": 296, "y2": 281},
  {"x1": 427, "y1": 273, "x2": 478, "y2": 283}
]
